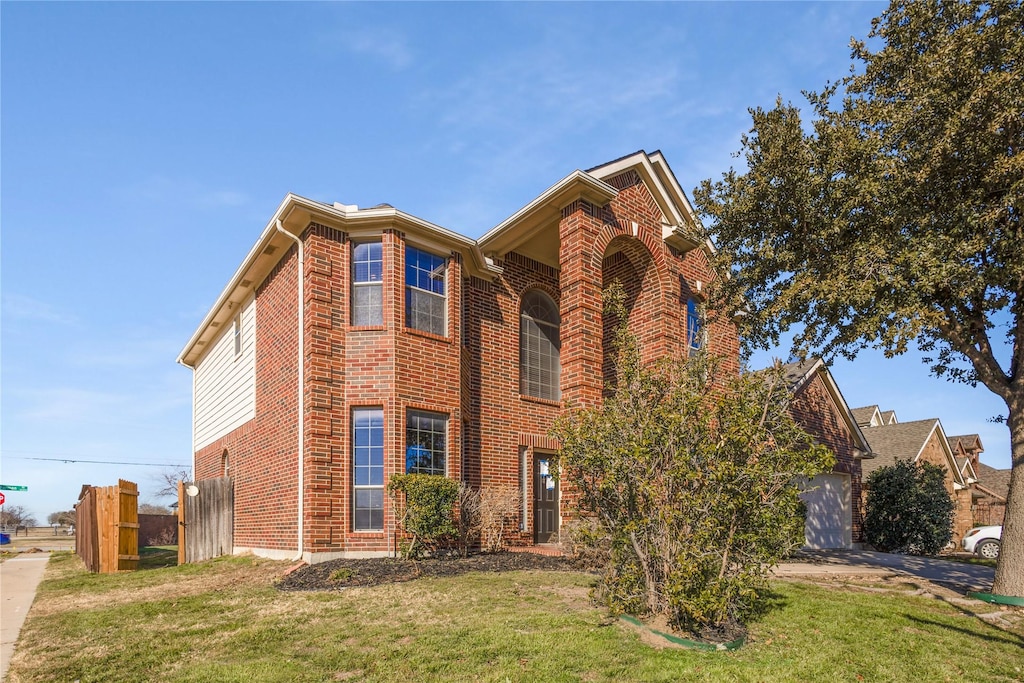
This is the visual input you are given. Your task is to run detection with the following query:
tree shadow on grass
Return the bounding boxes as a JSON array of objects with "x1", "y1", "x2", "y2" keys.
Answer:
[{"x1": 905, "y1": 614, "x2": 1024, "y2": 647}]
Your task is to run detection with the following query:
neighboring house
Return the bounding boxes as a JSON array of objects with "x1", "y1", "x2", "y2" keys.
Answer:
[
  {"x1": 974, "y1": 462, "x2": 1010, "y2": 527},
  {"x1": 855, "y1": 411, "x2": 971, "y2": 542},
  {"x1": 177, "y1": 150, "x2": 741, "y2": 563},
  {"x1": 777, "y1": 359, "x2": 873, "y2": 549}
]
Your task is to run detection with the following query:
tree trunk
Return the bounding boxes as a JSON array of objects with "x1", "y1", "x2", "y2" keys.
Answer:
[{"x1": 991, "y1": 403, "x2": 1024, "y2": 597}]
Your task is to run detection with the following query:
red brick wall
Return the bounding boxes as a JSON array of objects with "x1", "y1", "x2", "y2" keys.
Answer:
[
  {"x1": 191, "y1": 170, "x2": 742, "y2": 558},
  {"x1": 195, "y1": 244, "x2": 301, "y2": 553},
  {"x1": 787, "y1": 371, "x2": 866, "y2": 543},
  {"x1": 916, "y1": 432, "x2": 971, "y2": 542}
]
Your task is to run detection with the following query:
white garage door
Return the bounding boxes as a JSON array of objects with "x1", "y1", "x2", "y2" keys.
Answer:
[{"x1": 799, "y1": 473, "x2": 852, "y2": 549}]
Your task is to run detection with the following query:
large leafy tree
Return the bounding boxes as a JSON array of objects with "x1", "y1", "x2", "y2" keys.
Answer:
[{"x1": 693, "y1": 0, "x2": 1023, "y2": 596}]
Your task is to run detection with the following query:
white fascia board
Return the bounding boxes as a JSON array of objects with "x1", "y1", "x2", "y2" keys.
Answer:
[
  {"x1": 589, "y1": 152, "x2": 684, "y2": 226},
  {"x1": 479, "y1": 170, "x2": 618, "y2": 250},
  {"x1": 917, "y1": 421, "x2": 966, "y2": 487},
  {"x1": 818, "y1": 364, "x2": 874, "y2": 455},
  {"x1": 177, "y1": 193, "x2": 300, "y2": 367},
  {"x1": 177, "y1": 194, "x2": 501, "y2": 367}
]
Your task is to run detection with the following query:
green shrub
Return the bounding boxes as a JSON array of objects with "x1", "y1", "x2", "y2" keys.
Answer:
[
  {"x1": 864, "y1": 459, "x2": 954, "y2": 555},
  {"x1": 388, "y1": 474, "x2": 460, "y2": 559},
  {"x1": 551, "y1": 284, "x2": 834, "y2": 638}
]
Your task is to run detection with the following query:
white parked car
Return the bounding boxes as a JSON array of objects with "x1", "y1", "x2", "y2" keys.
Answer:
[{"x1": 962, "y1": 525, "x2": 1002, "y2": 559}]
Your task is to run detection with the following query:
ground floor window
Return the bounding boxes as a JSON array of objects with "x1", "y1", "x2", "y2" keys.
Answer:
[
  {"x1": 406, "y1": 410, "x2": 447, "y2": 476},
  {"x1": 353, "y1": 408, "x2": 384, "y2": 530}
]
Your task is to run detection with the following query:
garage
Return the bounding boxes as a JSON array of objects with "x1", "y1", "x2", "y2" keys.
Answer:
[{"x1": 799, "y1": 473, "x2": 852, "y2": 549}]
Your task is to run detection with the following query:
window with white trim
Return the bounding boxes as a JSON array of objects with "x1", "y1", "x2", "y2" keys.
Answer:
[
  {"x1": 405, "y1": 246, "x2": 446, "y2": 336},
  {"x1": 405, "y1": 410, "x2": 447, "y2": 476},
  {"x1": 353, "y1": 408, "x2": 385, "y2": 530},
  {"x1": 352, "y1": 241, "x2": 383, "y2": 326},
  {"x1": 520, "y1": 290, "x2": 561, "y2": 401}
]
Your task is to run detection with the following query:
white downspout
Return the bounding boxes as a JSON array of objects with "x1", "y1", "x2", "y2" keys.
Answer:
[{"x1": 276, "y1": 220, "x2": 305, "y2": 562}]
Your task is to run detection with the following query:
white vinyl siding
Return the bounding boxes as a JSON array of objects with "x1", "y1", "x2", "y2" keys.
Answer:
[{"x1": 193, "y1": 296, "x2": 256, "y2": 449}]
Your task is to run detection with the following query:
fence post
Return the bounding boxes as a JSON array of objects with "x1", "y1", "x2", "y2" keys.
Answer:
[{"x1": 178, "y1": 480, "x2": 186, "y2": 565}]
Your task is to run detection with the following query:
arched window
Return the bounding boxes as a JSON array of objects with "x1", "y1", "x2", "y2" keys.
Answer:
[{"x1": 520, "y1": 290, "x2": 560, "y2": 401}]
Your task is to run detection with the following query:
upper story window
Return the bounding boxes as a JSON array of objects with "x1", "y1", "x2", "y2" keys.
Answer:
[
  {"x1": 405, "y1": 246, "x2": 446, "y2": 336},
  {"x1": 405, "y1": 409, "x2": 447, "y2": 476},
  {"x1": 352, "y1": 241, "x2": 383, "y2": 326},
  {"x1": 687, "y1": 298, "x2": 703, "y2": 354},
  {"x1": 520, "y1": 290, "x2": 561, "y2": 401}
]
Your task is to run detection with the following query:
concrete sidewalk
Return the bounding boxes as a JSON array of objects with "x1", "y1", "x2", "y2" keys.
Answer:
[
  {"x1": 1, "y1": 553, "x2": 50, "y2": 682},
  {"x1": 774, "y1": 549, "x2": 995, "y2": 594}
]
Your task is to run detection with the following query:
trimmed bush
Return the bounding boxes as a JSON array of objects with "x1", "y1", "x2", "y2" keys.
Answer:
[{"x1": 864, "y1": 459, "x2": 954, "y2": 555}]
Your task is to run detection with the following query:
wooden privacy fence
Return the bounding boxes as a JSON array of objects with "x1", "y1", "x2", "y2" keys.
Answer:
[
  {"x1": 75, "y1": 479, "x2": 139, "y2": 573},
  {"x1": 178, "y1": 477, "x2": 233, "y2": 564}
]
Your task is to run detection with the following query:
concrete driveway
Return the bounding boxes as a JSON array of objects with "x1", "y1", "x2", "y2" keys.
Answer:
[{"x1": 775, "y1": 549, "x2": 996, "y2": 594}]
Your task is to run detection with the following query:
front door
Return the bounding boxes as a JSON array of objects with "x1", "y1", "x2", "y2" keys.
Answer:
[{"x1": 533, "y1": 455, "x2": 559, "y2": 543}]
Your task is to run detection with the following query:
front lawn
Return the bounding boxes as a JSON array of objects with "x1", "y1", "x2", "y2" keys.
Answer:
[{"x1": 7, "y1": 552, "x2": 1022, "y2": 682}]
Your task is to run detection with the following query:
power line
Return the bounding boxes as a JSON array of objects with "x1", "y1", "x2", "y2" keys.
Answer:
[{"x1": 5, "y1": 456, "x2": 190, "y2": 468}]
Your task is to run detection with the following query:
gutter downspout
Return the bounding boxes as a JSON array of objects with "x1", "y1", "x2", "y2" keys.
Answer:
[{"x1": 276, "y1": 220, "x2": 305, "y2": 562}]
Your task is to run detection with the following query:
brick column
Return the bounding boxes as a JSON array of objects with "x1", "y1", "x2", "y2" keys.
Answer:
[
  {"x1": 304, "y1": 224, "x2": 348, "y2": 552},
  {"x1": 558, "y1": 201, "x2": 606, "y2": 409}
]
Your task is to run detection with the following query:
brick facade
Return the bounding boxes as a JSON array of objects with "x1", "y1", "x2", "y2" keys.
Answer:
[
  {"x1": 786, "y1": 369, "x2": 866, "y2": 544},
  {"x1": 181, "y1": 152, "x2": 741, "y2": 562}
]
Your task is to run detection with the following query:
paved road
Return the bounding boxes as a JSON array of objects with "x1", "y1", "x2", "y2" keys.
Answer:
[
  {"x1": 775, "y1": 549, "x2": 996, "y2": 594},
  {"x1": 1, "y1": 553, "x2": 50, "y2": 682}
]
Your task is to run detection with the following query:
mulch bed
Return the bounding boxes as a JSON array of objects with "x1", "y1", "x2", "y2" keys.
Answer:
[{"x1": 276, "y1": 552, "x2": 590, "y2": 592}]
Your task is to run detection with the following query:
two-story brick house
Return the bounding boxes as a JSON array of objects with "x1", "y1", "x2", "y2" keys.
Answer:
[{"x1": 177, "y1": 150, "x2": 741, "y2": 563}]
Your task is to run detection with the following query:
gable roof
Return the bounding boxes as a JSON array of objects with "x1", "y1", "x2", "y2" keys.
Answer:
[
  {"x1": 479, "y1": 149, "x2": 708, "y2": 268},
  {"x1": 860, "y1": 418, "x2": 965, "y2": 486},
  {"x1": 179, "y1": 150, "x2": 704, "y2": 368},
  {"x1": 851, "y1": 405, "x2": 882, "y2": 427},
  {"x1": 947, "y1": 434, "x2": 984, "y2": 453},
  {"x1": 976, "y1": 462, "x2": 1011, "y2": 501},
  {"x1": 773, "y1": 358, "x2": 873, "y2": 457}
]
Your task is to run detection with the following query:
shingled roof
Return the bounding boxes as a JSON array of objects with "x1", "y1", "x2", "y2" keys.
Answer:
[
  {"x1": 851, "y1": 405, "x2": 880, "y2": 427},
  {"x1": 860, "y1": 419, "x2": 947, "y2": 478},
  {"x1": 976, "y1": 462, "x2": 1011, "y2": 501}
]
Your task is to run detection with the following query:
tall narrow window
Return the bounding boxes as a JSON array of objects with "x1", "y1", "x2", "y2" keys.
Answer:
[
  {"x1": 353, "y1": 408, "x2": 384, "y2": 530},
  {"x1": 405, "y1": 410, "x2": 447, "y2": 476},
  {"x1": 687, "y1": 298, "x2": 703, "y2": 354},
  {"x1": 352, "y1": 242, "x2": 383, "y2": 326},
  {"x1": 520, "y1": 290, "x2": 561, "y2": 401},
  {"x1": 405, "y1": 246, "x2": 446, "y2": 335}
]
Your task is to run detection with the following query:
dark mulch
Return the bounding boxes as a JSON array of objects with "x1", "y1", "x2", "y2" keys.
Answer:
[{"x1": 277, "y1": 552, "x2": 590, "y2": 592}]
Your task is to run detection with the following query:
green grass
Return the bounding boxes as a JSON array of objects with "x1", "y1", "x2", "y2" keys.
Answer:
[
  {"x1": 139, "y1": 546, "x2": 178, "y2": 570},
  {"x1": 8, "y1": 553, "x2": 1023, "y2": 682}
]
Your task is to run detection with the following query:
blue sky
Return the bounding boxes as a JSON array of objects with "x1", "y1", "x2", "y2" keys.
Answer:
[{"x1": 1, "y1": 2, "x2": 1011, "y2": 525}]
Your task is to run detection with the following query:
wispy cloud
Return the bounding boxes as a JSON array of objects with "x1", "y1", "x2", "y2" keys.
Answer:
[
  {"x1": 2, "y1": 293, "x2": 79, "y2": 326},
  {"x1": 110, "y1": 176, "x2": 250, "y2": 211},
  {"x1": 317, "y1": 26, "x2": 413, "y2": 70}
]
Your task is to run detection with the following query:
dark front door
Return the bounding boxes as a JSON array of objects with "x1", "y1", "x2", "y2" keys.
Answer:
[{"x1": 533, "y1": 455, "x2": 559, "y2": 543}]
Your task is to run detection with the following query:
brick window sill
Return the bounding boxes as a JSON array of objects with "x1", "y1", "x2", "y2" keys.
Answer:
[
  {"x1": 519, "y1": 394, "x2": 562, "y2": 408},
  {"x1": 349, "y1": 325, "x2": 386, "y2": 332},
  {"x1": 404, "y1": 327, "x2": 452, "y2": 343}
]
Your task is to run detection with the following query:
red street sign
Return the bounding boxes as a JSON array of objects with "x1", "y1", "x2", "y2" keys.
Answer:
[{"x1": 0, "y1": 492, "x2": 5, "y2": 505}]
